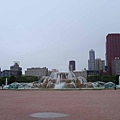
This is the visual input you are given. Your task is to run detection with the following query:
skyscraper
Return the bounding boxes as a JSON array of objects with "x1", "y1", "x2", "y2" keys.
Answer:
[
  {"x1": 88, "y1": 49, "x2": 95, "y2": 70},
  {"x1": 111, "y1": 57, "x2": 120, "y2": 75},
  {"x1": 106, "y1": 34, "x2": 120, "y2": 75},
  {"x1": 69, "y1": 60, "x2": 75, "y2": 71},
  {"x1": 95, "y1": 58, "x2": 105, "y2": 72}
]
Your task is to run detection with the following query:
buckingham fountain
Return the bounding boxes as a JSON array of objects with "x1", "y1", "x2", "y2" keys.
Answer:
[
  {"x1": 33, "y1": 70, "x2": 90, "y2": 89},
  {"x1": 3, "y1": 70, "x2": 120, "y2": 89}
]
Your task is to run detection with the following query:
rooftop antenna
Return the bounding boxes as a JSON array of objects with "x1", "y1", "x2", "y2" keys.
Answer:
[{"x1": 14, "y1": 61, "x2": 20, "y2": 65}]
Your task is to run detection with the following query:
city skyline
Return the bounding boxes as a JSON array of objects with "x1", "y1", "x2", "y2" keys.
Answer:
[{"x1": 0, "y1": 0, "x2": 120, "y2": 72}]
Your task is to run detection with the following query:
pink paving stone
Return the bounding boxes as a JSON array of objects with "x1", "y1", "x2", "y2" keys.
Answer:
[{"x1": 0, "y1": 89, "x2": 120, "y2": 120}]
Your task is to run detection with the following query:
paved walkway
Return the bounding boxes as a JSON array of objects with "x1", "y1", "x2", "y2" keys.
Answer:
[{"x1": 0, "y1": 90, "x2": 120, "y2": 120}]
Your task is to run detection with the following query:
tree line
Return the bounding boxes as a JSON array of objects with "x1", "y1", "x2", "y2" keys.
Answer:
[
  {"x1": 87, "y1": 75, "x2": 119, "y2": 84},
  {"x1": 0, "y1": 76, "x2": 38, "y2": 86},
  {"x1": 0, "y1": 75, "x2": 119, "y2": 86}
]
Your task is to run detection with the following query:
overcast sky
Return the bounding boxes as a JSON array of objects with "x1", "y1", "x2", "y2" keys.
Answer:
[{"x1": 0, "y1": 0, "x2": 120, "y2": 72}]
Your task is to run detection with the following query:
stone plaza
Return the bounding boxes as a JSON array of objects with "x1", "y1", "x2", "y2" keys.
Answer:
[{"x1": 0, "y1": 89, "x2": 120, "y2": 120}]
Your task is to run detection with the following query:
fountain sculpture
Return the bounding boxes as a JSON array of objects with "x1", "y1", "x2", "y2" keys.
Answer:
[
  {"x1": 37, "y1": 70, "x2": 87, "y2": 89},
  {"x1": 3, "y1": 71, "x2": 120, "y2": 89}
]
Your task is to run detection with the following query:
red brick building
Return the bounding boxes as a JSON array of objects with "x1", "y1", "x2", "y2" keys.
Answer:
[{"x1": 106, "y1": 34, "x2": 120, "y2": 75}]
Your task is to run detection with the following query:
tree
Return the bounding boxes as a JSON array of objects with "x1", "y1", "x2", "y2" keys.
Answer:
[
  {"x1": 115, "y1": 75, "x2": 119, "y2": 85},
  {"x1": 87, "y1": 75, "x2": 115, "y2": 83},
  {"x1": 9, "y1": 76, "x2": 16, "y2": 84}
]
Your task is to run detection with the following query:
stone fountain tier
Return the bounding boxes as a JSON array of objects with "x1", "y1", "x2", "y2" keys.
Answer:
[{"x1": 37, "y1": 71, "x2": 88, "y2": 89}]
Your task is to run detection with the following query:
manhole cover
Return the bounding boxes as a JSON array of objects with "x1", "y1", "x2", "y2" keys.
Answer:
[{"x1": 31, "y1": 112, "x2": 69, "y2": 118}]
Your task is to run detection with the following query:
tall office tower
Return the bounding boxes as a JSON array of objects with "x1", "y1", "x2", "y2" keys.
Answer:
[
  {"x1": 88, "y1": 49, "x2": 95, "y2": 70},
  {"x1": 69, "y1": 60, "x2": 76, "y2": 71},
  {"x1": 106, "y1": 34, "x2": 120, "y2": 75},
  {"x1": 111, "y1": 57, "x2": 120, "y2": 75},
  {"x1": 95, "y1": 58, "x2": 105, "y2": 72}
]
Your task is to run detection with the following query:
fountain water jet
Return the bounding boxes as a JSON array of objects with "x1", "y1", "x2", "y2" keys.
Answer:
[
  {"x1": 46, "y1": 70, "x2": 86, "y2": 89},
  {"x1": 6, "y1": 78, "x2": 8, "y2": 86}
]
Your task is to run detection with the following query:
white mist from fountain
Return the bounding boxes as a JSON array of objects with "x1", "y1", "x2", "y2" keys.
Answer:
[
  {"x1": 54, "y1": 74, "x2": 65, "y2": 89},
  {"x1": 68, "y1": 71, "x2": 76, "y2": 81},
  {"x1": 56, "y1": 74, "x2": 60, "y2": 85}
]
